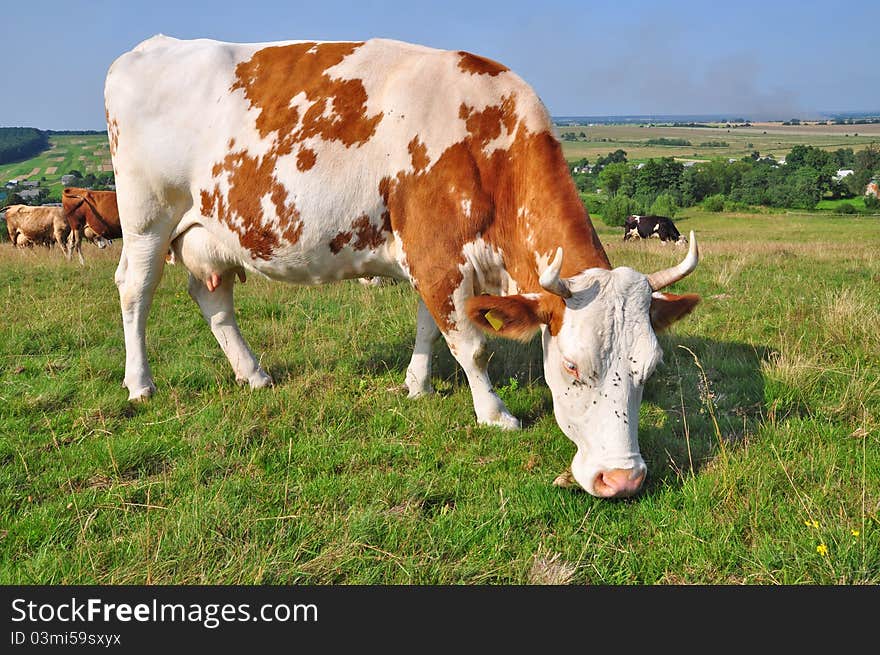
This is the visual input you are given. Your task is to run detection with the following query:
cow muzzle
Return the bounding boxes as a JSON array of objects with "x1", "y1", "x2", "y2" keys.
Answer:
[{"x1": 591, "y1": 466, "x2": 647, "y2": 498}]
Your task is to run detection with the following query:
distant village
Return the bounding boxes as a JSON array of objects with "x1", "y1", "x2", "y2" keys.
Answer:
[{"x1": 2, "y1": 172, "x2": 115, "y2": 206}]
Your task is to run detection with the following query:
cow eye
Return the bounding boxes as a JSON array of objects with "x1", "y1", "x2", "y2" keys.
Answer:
[{"x1": 562, "y1": 359, "x2": 579, "y2": 379}]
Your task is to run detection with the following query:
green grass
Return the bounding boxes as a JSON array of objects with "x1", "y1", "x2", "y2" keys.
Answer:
[
  {"x1": 0, "y1": 211, "x2": 877, "y2": 584},
  {"x1": 815, "y1": 196, "x2": 873, "y2": 213},
  {"x1": 0, "y1": 134, "x2": 110, "y2": 192}
]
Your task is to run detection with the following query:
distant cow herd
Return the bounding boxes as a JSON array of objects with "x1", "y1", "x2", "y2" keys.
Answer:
[{"x1": 1, "y1": 187, "x2": 122, "y2": 262}]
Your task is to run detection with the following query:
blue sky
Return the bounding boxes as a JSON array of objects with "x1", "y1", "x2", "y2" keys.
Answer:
[{"x1": 2, "y1": 0, "x2": 877, "y2": 129}]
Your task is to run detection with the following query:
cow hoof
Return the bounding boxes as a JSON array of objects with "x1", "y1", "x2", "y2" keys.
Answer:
[
  {"x1": 406, "y1": 384, "x2": 434, "y2": 399},
  {"x1": 127, "y1": 383, "x2": 157, "y2": 402},
  {"x1": 552, "y1": 468, "x2": 581, "y2": 489},
  {"x1": 239, "y1": 370, "x2": 273, "y2": 389},
  {"x1": 479, "y1": 412, "x2": 521, "y2": 430}
]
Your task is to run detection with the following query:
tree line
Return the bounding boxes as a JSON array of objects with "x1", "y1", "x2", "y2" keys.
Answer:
[
  {"x1": 570, "y1": 143, "x2": 880, "y2": 225},
  {"x1": 0, "y1": 128, "x2": 49, "y2": 165}
]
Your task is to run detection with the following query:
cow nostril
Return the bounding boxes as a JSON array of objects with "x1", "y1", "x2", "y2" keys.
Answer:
[{"x1": 593, "y1": 468, "x2": 646, "y2": 498}]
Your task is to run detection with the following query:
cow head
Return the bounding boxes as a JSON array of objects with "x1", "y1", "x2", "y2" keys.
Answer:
[{"x1": 467, "y1": 232, "x2": 699, "y2": 498}]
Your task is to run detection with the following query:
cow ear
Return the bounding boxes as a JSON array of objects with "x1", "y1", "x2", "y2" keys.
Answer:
[
  {"x1": 466, "y1": 294, "x2": 546, "y2": 341},
  {"x1": 650, "y1": 292, "x2": 700, "y2": 332}
]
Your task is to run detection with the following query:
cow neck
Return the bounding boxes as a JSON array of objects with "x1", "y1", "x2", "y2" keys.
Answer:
[{"x1": 484, "y1": 129, "x2": 611, "y2": 290}]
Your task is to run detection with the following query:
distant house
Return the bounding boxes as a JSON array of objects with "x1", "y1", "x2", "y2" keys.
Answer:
[
  {"x1": 5, "y1": 180, "x2": 18, "y2": 188},
  {"x1": 866, "y1": 180, "x2": 879, "y2": 199},
  {"x1": 60, "y1": 174, "x2": 78, "y2": 186},
  {"x1": 20, "y1": 180, "x2": 39, "y2": 188},
  {"x1": 834, "y1": 169, "x2": 854, "y2": 181},
  {"x1": 17, "y1": 189, "x2": 42, "y2": 200}
]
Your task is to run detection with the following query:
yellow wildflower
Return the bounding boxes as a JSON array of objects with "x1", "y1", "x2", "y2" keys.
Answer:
[
  {"x1": 851, "y1": 530, "x2": 860, "y2": 537},
  {"x1": 803, "y1": 519, "x2": 819, "y2": 529},
  {"x1": 816, "y1": 543, "x2": 828, "y2": 556}
]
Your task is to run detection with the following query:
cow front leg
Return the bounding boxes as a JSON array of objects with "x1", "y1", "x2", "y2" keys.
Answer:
[
  {"x1": 115, "y1": 235, "x2": 168, "y2": 401},
  {"x1": 405, "y1": 298, "x2": 441, "y2": 397},
  {"x1": 187, "y1": 272, "x2": 273, "y2": 389},
  {"x1": 443, "y1": 326, "x2": 520, "y2": 430}
]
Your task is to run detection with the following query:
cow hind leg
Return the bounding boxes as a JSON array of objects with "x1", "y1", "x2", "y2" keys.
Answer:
[
  {"x1": 405, "y1": 298, "x2": 441, "y2": 397},
  {"x1": 186, "y1": 272, "x2": 273, "y2": 389},
  {"x1": 172, "y1": 223, "x2": 272, "y2": 389},
  {"x1": 115, "y1": 233, "x2": 170, "y2": 401}
]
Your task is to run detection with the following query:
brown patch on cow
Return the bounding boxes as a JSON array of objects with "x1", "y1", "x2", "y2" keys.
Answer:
[
  {"x1": 329, "y1": 230, "x2": 352, "y2": 254},
  {"x1": 200, "y1": 142, "x2": 304, "y2": 259},
  {"x1": 297, "y1": 148, "x2": 317, "y2": 171},
  {"x1": 379, "y1": 94, "x2": 609, "y2": 333},
  {"x1": 408, "y1": 137, "x2": 429, "y2": 172},
  {"x1": 350, "y1": 215, "x2": 386, "y2": 250},
  {"x1": 231, "y1": 42, "x2": 382, "y2": 154},
  {"x1": 202, "y1": 151, "x2": 279, "y2": 259},
  {"x1": 105, "y1": 109, "x2": 120, "y2": 160},
  {"x1": 202, "y1": 159, "x2": 279, "y2": 258},
  {"x1": 458, "y1": 98, "x2": 518, "y2": 147},
  {"x1": 200, "y1": 42, "x2": 380, "y2": 260},
  {"x1": 457, "y1": 51, "x2": 509, "y2": 76}
]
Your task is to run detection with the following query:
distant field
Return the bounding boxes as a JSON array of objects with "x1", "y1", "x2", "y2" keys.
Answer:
[
  {"x1": 558, "y1": 122, "x2": 880, "y2": 162},
  {"x1": 0, "y1": 134, "x2": 110, "y2": 190}
]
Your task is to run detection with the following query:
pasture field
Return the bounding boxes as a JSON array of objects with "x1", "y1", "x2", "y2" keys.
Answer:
[
  {"x1": 0, "y1": 211, "x2": 877, "y2": 584},
  {"x1": 557, "y1": 121, "x2": 880, "y2": 162},
  {"x1": 0, "y1": 134, "x2": 110, "y2": 190}
]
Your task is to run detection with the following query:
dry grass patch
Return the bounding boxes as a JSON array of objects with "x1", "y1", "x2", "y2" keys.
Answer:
[
  {"x1": 528, "y1": 547, "x2": 576, "y2": 585},
  {"x1": 820, "y1": 288, "x2": 880, "y2": 350}
]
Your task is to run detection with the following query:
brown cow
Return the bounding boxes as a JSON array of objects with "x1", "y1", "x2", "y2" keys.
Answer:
[
  {"x1": 4, "y1": 205, "x2": 70, "y2": 254},
  {"x1": 62, "y1": 187, "x2": 123, "y2": 264}
]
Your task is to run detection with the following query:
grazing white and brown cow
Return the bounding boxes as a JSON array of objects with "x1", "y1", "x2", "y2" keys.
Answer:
[
  {"x1": 105, "y1": 35, "x2": 701, "y2": 498},
  {"x1": 4, "y1": 204, "x2": 70, "y2": 254},
  {"x1": 62, "y1": 187, "x2": 124, "y2": 264}
]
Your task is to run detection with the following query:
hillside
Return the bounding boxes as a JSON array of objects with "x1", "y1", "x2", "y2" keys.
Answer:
[{"x1": 0, "y1": 132, "x2": 111, "y2": 202}]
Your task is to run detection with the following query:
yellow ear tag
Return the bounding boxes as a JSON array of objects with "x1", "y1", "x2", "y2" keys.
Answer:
[{"x1": 484, "y1": 310, "x2": 504, "y2": 331}]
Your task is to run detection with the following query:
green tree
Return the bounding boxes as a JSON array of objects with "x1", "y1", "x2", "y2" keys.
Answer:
[
  {"x1": 598, "y1": 162, "x2": 630, "y2": 196},
  {"x1": 601, "y1": 193, "x2": 639, "y2": 227},
  {"x1": 702, "y1": 194, "x2": 726, "y2": 212},
  {"x1": 634, "y1": 157, "x2": 684, "y2": 203},
  {"x1": 649, "y1": 192, "x2": 678, "y2": 218}
]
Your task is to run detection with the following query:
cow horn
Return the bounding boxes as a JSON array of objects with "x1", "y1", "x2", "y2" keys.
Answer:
[
  {"x1": 646, "y1": 231, "x2": 699, "y2": 291},
  {"x1": 539, "y1": 247, "x2": 572, "y2": 299}
]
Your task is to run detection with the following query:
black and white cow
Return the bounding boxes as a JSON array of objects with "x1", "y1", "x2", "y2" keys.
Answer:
[{"x1": 623, "y1": 215, "x2": 686, "y2": 244}]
